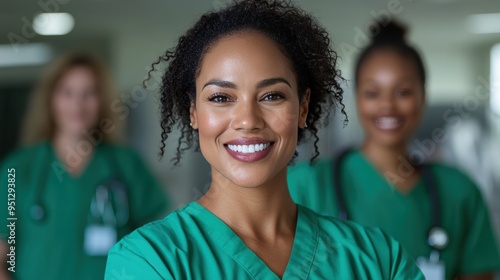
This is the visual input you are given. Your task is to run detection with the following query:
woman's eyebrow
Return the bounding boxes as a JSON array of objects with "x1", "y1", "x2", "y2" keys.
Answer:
[
  {"x1": 203, "y1": 80, "x2": 237, "y2": 90},
  {"x1": 256, "y1": 77, "x2": 291, "y2": 89},
  {"x1": 202, "y1": 77, "x2": 292, "y2": 90}
]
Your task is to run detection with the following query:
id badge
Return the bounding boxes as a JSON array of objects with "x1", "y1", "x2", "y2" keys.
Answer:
[
  {"x1": 84, "y1": 224, "x2": 117, "y2": 256},
  {"x1": 417, "y1": 257, "x2": 445, "y2": 280}
]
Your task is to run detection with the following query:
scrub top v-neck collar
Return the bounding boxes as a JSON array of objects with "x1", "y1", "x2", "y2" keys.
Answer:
[
  {"x1": 187, "y1": 202, "x2": 319, "y2": 280},
  {"x1": 354, "y1": 150, "x2": 424, "y2": 197},
  {"x1": 46, "y1": 141, "x2": 101, "y2": 182}
]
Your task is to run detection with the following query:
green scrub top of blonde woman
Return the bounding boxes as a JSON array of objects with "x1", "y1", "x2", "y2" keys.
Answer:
[{"x1": 0, "y1": 53, "x2": 170, "y2": 280}]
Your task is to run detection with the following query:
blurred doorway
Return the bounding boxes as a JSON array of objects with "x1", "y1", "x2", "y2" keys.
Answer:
[{"x1": 0, "y1": 85, "x2": 32, "y2": 159}]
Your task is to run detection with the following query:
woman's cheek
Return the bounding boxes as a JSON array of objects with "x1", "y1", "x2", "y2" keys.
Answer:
[
  {"x1": 90, "y1": 95, "x2": 100, "y2": 113},
  {"x1": 52, "y1": 94, "x2": 69, "y2": 124},
  {"x1": 357, "y1": 100, "x2": 374, "y2": 127},
  {"x1": 402, "y1": 98, "x2": 422, "y2": 120},
  {"x1": 197, "y1": 107, "x2": 228, "y2": 136},
  {"x1": 88, "y1": 98, "x2": 101, "y2": 127},
  {"x1": 266, "y1": 106, "x2": 299, "y2": 139}
]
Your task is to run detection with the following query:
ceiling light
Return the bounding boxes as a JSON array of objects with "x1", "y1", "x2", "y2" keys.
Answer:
[
  {"x1": 467, "y1": 13, "x2": 500, "y2": 34},
  {"x1": 33, "y1": 13, "x2": 75, "y2": 36},
  {"x1": 0, "y1": 43, "x2": 52, "y2": 67}
]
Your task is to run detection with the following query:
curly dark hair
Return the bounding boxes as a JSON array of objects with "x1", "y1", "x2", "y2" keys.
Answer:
[{"x1": 145, "y1": 0, "x2": 347, "y2": 165}]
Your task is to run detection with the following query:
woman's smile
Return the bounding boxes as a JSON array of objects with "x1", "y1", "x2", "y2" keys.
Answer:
[
  {"x1": 372, "y1": 116, "x2": 404, "y2": 131},
  {"x1": 224, "y1": 138, "x2": 275, "y2": 162}
]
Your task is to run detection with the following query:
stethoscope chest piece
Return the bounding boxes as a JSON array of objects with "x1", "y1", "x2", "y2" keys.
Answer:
[
  {"x1": 428, "y1": 227, "x2": 449, "y2": 251},
  {"x1": 30, "y1": 203, "x2": 47, "y2": 222},
  {"x1": 90, "y1": 178, "x2": 129, "y2": 227}
]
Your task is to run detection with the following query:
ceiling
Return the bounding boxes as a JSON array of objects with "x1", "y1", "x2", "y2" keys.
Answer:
[
  {"x1": 1, "y1": 0, "x2": 499, "y2": 46},
  {"x1": 0, "y1": 0, "x2": 499, "y2": 91}
]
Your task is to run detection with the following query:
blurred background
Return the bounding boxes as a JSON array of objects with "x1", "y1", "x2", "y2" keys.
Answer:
[{"x1": 0, "y1": 0, "x2": 499, "y2": 242}]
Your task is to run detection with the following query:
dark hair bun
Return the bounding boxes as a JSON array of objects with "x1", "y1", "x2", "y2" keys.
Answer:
[
  {"x1": 355, "y1": 18, "x2": 426, "y2": 87},
  {"x1": 372, "y1": 20, "x2": 408, "y2": 44}
]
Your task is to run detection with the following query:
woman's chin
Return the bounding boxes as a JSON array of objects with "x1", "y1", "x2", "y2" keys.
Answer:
[
  {"x1": 220, "y1": 171, "x2": 278, "y2": 189},
  {"x1": 375, "y1": 137, "x2": 408, "y2": 149},
  {"x1": 58, "y1": 123, "x2": 92, "y2": 135},
  {"x1": 228, "y1": 178, "x2": 270, "y2": 189}
]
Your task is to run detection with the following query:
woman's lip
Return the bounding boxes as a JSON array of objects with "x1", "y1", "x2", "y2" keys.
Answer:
[
  {"x1": 373, "y1": 116, "x2": 404, "y2": 131},
  {"x1": 224, "y1": 137, "x2": 273, "y2": 145},
  {"x1": 224, "y1": 143, "x2": 274, "y2": 163}
]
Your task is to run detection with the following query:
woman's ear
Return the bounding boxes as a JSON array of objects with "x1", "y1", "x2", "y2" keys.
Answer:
[
  {"x1": 299, "y1": 89, "x2": 310, "y2": 129},
  {"x1": 189, "y1": 102, "x2": 199, "y2": 129}
]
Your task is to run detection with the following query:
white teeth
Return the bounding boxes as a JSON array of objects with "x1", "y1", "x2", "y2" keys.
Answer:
[
  {"x1": 227, "y1": 143, "x2": 271, "y2": 154},
  {"x1": 375, "y1": 117, "x2": 401, "y2": 130}
]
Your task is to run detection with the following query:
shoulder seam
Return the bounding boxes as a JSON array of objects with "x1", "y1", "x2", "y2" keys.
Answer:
[{"x1": 115, "y1": 242, "x2": 166, "y2": 279}]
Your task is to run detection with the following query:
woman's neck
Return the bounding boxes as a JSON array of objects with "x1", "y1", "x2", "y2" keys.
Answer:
[
  {"x1": 198, "y1": 167, "x2": 297, "y2": 240},
  {"x1": 52, "y1": 131, "x2": 95, "y2": 176},
  {"x1": 361, "y1": 140, "x2": 420, "y2": 192}
]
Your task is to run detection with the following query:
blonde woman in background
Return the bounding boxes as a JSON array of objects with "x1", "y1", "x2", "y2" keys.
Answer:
[{"x1": 0, "y1": 53, "x2": 169, "y2": 280}]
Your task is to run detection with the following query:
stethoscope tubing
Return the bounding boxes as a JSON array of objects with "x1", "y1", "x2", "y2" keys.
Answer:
[
  {"x1": 30, "y1": 142, "x2": 129, "y2": 225},
  {"x1": 332, "y1": 148, "x2": 449, "y2": 251}
]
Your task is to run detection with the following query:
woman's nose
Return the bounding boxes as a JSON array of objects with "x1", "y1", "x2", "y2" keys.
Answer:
[
  {"x1": 231, "y1": 99, "x2": 265, "y2": 132},
  {"x1": 379, "y1": 94, "x2": 396, "y2": 112}
]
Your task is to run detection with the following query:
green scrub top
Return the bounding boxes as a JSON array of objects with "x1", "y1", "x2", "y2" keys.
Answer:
[
  {"x1": 105, "y1": 201, "x2": 424, "y2": 279},
  {"x1": 287, "y1": 150, "x2": 500, "y2": 279},
  {"x1": 0, "y1": 141, "x2": 169, "y2": 280}
]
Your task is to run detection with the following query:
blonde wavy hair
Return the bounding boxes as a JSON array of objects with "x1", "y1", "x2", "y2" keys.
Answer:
[{"x1": 21, "y1": 52, "x2": 123, "y2": 145}]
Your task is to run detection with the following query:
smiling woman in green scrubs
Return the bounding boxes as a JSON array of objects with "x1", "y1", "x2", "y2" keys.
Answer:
[
  {"x1": 288, "y1": 21, "x2": 500, "y2": 279},
  {"x1": 104, "y1": 1, "x2": 424, "y2": 279},
  {"x1": 0, "y1": 53, "x2": 169, "y2": 280}
]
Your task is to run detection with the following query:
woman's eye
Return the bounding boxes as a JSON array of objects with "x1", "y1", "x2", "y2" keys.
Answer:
[
  {"x1": 261, "y1": 92, "x2": 285, "y2": 101},
  {"x1": 365, "y1": 91, "x2": 378, "y2": 98},
  {"x1": 397, "y1": 90, "x2": 411, "y2": 97},
  {"x1": 208, "y1": 94, "x2": 231, "y2": 103},
  {"x1": 84, "y1": 89, "x2": 98, "y2": 98}
]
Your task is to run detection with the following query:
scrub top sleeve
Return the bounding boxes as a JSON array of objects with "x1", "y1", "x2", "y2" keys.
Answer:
[
  {"x1": 123, "y1": 149, "x2": 170, "y2": 227},
  {"x1": 388, "y1": 235, "x2": 425, "y2": 279},
  {"x1": 457, "y1": 176, "x2": 500, "y2": 274},
  {"x1": 105, "y1": 242, "x2": 171, "y2": 280},
  {"x1": 369, "y1": 227, "x2": 424, "y2": 279}
]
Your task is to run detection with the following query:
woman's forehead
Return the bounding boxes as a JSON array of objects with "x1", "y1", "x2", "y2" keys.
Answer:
[{"x1": 196, "y1": 31, "x2": 296, "y2": 87}]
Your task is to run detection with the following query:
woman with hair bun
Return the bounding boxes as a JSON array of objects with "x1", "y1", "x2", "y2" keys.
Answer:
[
  {"x1": 105, "y1": 1, "x2": 424, "y2": 279},
  {"x1": 288, "y1": 20, "x2": 500, "y2": 279}
]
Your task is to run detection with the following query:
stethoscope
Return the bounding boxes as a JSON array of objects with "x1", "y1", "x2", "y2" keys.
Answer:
[
  {"x1": 30, "y1": 143, "x2": 129, "y2": 227},
  {"x1": 333, "y1": 148, "x2": 449, "y2": 255}
]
